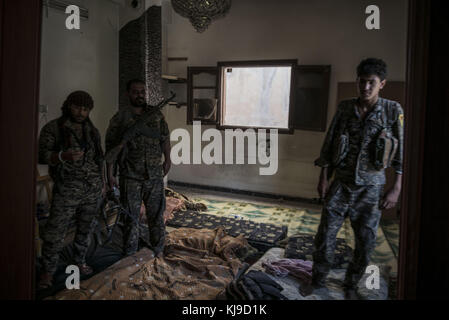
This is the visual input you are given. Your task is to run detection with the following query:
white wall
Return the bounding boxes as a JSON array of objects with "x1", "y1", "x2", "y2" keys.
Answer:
[
  {"x1": 163, "y1": 0, "x2": 409, "y2": 199},
  {"x1": 37, "y1": 0, "x2": 120, "y2": 189}
]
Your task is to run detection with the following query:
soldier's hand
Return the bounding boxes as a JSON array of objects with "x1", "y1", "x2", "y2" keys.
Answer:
[
  {"x1": 163, "y1": 159, "x2": 171, "y2": 176},
  {"x1": 61, "y1": 150, "x2": 84, "y2": 162},
  {"x1": 317, "y1": 177, "x2": 329, "y2": 200},
  {"x1": 381, "y1": 188, "x2": 400, "y2": 210}
]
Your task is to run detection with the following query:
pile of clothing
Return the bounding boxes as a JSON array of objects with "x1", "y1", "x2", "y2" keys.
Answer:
[
  {"x1": 217, "y1": 267, "x2": 286, "y2": 300},
  {"x1": 262, "y1": 258, "x2": 313, "y2": 285},
  {"x1": 165, "y1": 188, "x2": 208, "y2": 212},
  {"x1": 139, "y1": 188, "x2": 208, "y2": 225}
]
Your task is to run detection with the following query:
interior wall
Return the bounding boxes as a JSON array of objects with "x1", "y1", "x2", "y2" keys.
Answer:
[
  {"x1": 37, "y1": 0, "x2": 119, "y2": 197},
  {"x1": 164, "y1": 0, "x2": 408, "y2": 199}
]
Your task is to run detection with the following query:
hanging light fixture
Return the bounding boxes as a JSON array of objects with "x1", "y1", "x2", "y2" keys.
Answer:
[{"x1": 171, "y1": 0, "x2": 232, "y2": 33}]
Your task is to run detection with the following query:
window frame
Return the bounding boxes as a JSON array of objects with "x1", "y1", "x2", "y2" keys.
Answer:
[
  {"x1": 187, "y1": 66, "x2": 219, "y2": 125},
  {"x1": 216, "y1": 59, "x2": 298, "y2": 134}
]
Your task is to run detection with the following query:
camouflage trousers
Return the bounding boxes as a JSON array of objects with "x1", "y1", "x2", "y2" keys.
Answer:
[
  {"x1": 312, "y1": 179, "x2": 383, "y2": 288},
  {"x1": 41, "y1": 177, "x2": 102, "y2": 275},
  {"x1": 119, "y1": 177, "x2": 166, "y2": 256}
]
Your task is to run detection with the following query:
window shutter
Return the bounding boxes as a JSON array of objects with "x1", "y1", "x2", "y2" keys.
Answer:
[{"x1": 291, "y1": 65, "x2": 331, "y2": 132}]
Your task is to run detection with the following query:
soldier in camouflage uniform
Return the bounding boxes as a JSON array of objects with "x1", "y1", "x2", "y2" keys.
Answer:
[
  {"x1": 37, "y1": 91, "x2": 106, "y2": 289},
  {"x1": 301, "y1": 58, "x2": 404, "y2": 298},
  {"x1": 105, "y1": 79, "x2": 171, "y2": 257}
]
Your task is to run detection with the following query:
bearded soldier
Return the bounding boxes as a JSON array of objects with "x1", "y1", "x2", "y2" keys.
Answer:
[
  {"x1": 105, "y1": 79, "x2": 171, "y2": 257},
  {"x1": 37, "y1": 91, "x2": 106, "y2": 289},
  {"x1": 302, "y1": 58, "x2": 404, "y2": 298}
]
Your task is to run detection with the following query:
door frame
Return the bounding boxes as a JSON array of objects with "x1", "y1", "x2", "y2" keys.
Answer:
[
  {"x1": 0, "y1": 0, "x2": 439, "y2": 299},
  {"x1": 397, "y1": 0, "x2": 430, "y2": 299},
  {"x1": 0, "y1": 0, "x2": 42, "y2": 299}
]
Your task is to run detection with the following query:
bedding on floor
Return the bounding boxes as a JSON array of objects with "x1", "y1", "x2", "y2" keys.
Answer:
[
  {"x1": 284, "y1": 234, "x2": 353, "y2": 269},
  {"x1": 49, "y1": 227, "x2": 250, "y2": 300},
  {"x1": 193, "y1": 197, "x2": 398, "y2": 276},
  {"x1": 167, "y1": 210, "x2": 287, "y2": 252},
  {"x1": 248, "y1": 247, "x2": 390, "y2": 300}
]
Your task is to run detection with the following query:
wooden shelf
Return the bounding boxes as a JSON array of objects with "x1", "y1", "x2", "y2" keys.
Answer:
[
  {"x1": 168, "y1": 102, "x2": 187, "y2": 108},
  {"x1": 168, "y1": 78, "x2": 187, "y2": 84}
]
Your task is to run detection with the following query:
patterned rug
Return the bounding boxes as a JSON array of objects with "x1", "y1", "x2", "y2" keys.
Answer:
[
  {"x1": 193, "y1": 198, "x2": 398, "y2": 276},
  {"x1": 380, "y1": 219, "x2": 400, "y2": 258},
  {"x1": 167, "y1": 210, "x2": 288, "y2": 252}
]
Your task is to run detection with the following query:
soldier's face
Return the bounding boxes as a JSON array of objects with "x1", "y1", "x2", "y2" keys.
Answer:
[
  {"x1": 69, "y1": 104, "x2": 90, "y2": 123},
  {"x1": 128, "y1": 83, "x2": 146, "y2": 107},
  {"x1": 357, "y1": 75, "x2": 386, "y2": 101}
]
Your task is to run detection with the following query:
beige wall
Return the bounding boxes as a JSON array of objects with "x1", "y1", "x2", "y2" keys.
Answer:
[
  {"x1": 37, "y1": 0, "x2": 120, "y2": 200},
  {"x1": 164, "y1": 0, "x2": 408, "y2": 199}
]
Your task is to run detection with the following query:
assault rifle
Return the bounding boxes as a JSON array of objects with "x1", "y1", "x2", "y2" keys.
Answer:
[
  {"x1": 105, "y1": 92, "x2": 176, "y2": 165},
  {"x1": 97, "y1": 186, "x2": 166, "y2": 255}
]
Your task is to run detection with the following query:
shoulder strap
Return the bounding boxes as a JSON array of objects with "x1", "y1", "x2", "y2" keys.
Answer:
[
  {"x1": 86, "y1": 118, "x2": 104, "y2": 162},
  {"x1": 56, "y1": 116, "x2": 71, "y2": 150}
]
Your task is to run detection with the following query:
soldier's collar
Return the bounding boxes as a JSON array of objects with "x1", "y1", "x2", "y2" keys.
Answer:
[{"x1": 356, "y1": 97, "x2": 384, "y2": 112}]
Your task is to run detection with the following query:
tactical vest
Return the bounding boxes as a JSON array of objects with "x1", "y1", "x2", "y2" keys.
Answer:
[
  {"x1": 332, "y1": 100, "x2": 398, "y2": 171},
  {"x1": 372, "y1": 104, "x2": 399, "y2": 170}
]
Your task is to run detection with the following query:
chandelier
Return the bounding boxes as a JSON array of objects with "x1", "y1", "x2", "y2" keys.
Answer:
[{"x1": 171, "y1": 0, "x2": 232, "y2": 33}]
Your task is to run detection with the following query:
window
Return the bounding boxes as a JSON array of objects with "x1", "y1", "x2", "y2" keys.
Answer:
[{"x1": 217, "y1": 60, "x2": 297, "y2": 131}]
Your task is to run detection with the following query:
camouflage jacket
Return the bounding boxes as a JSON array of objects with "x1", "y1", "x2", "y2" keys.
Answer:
[
  {"x1": 105, "y1": 105, "x2": 170, "y2": 180},
  {"x1": 315, "y1": 97, "x2": 404, "y2": 186},
  {"x1": 38, "y1": 117, "x2": 104, "y2": 183}
]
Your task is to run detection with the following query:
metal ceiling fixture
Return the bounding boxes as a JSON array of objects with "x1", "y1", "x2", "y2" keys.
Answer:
[{"x1": 171, "y1": 0, "x2": 232, "y2": 33}]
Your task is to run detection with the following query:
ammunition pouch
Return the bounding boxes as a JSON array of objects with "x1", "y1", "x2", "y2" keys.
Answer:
[
  {"x1": 332, "y1": 132, "x2": 349, "y2": 167},
  {"x1": 373, "y1": 128, "x2": 398, "y2": 170}
]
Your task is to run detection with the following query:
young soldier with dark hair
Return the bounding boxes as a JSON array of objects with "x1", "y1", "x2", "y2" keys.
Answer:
[
  {"x1": 302, "y1": 58, "x2": 404, "y2": 298},
  {"x1": 105, "y1": 79, "x2": 171, "y2": 257},
  {"x1": 37, "y1": 91, "x2": 106, "y2": 289}
]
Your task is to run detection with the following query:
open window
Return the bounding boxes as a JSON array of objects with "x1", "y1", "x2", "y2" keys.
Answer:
[
  {"x1": 217, "y1": 60, "x2": 297, "y2": 132},
  {"x1": 188, "y1": 61, "x2": 331, "y2": 133}
]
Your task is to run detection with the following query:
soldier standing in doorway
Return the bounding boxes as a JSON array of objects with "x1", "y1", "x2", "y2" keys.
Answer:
[{"x1": 302, "y1": 58, "x2": 404, "y2": 298}]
